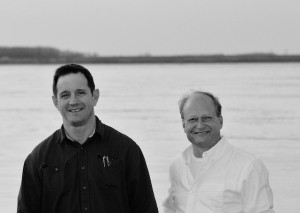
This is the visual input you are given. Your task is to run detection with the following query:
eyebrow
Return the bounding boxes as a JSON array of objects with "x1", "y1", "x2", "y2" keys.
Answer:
[
  {"x1": 58, "y1": 90, "x2": 69, "y2": 95},
  {"x1": 186, "y1": 114, "x2": 213, "y2": 118}
]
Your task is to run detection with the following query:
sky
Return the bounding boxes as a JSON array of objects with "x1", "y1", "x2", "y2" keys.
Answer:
[{"x1": 1, "y1": 0, "x2": 300, "y2": 56}]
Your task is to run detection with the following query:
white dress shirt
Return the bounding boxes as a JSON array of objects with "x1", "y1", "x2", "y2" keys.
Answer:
[{"x1": 163, "y1": 137, "x2": 275, "y2": 213}]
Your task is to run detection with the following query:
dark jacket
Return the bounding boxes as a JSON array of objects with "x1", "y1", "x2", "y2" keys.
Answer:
[{"x1": 18, "y1": 117, "x2": 158, "y2": 213}]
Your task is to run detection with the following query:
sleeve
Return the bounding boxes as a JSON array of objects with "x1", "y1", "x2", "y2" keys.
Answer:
[
  {"x1": 162, "y1": 163, "x2": 176, "y2": 213},
  {"x1": 242, "y1": 159, "x2": 275, "y2": 213},
  {"x1": 126, "y1": 143, "x2": 159, "y2": 213},
  {"x1": 17, "y1": 154, "x2": 43, "y2": 213}
]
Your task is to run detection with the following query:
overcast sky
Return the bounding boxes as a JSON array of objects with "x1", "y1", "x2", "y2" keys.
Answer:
[{"x1": 1, "y1": 0, "x2": 300, "y2": 56}]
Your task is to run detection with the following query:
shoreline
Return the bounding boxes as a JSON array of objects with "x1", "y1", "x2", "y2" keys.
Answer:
[
  {"x1": 1, "y1": 47, "x2": 300, "y2": 64},
  {"x1": 1, "y1": 54, "x2": 300, "y2": 64}
]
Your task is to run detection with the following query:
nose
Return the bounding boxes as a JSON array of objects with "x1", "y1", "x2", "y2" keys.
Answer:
[
  {"x1": 196, "y1": 119, "x2": 205, "y2": 128},
  {"x1": 69, "y1": 94, "x2": 78, "y2": 105}
]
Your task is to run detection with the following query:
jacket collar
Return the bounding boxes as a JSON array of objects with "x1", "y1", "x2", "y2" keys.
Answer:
[
  {"x1": 182, "y1": 136, "x2": 229, "y2": 164},
  {"x1": 57, "y1": 116, "x2": 104, "y2": 143}
]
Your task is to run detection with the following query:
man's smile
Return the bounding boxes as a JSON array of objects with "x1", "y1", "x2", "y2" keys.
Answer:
[
  {"x1": 68, "y1": 108, "x2": 84, "y2": 113},
  {"x1": 192, "y1": 130, "x2": 210, "y2": 135}
]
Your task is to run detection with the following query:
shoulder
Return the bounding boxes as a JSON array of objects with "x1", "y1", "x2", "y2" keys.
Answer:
[
  {"x1": 228, "y1": 144, "x2": 258, "y2": 162},
  {"x1": 168, "y1": 147, "x2": 189, "y2": 176},
  {"x1": 220, "y1": 137, "x2": 258, "y2": 163},
  {"x1": 103, "y1": 124, "x2": 134, "y2": 142},
  {"x1": 225, "y1": 142, "x2": 269, "y2": 178},
  {"x1": 103, "y1": 124, "x2": 137, "y2": 146},
  {"x1": 25, "y1": 129, "x2": 61, "y2": 164},
  {"x1": 102, "y1": 123, "x2": 142, "y2": 155}
]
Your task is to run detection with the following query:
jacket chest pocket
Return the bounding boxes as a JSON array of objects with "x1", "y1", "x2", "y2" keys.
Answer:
[
  {"x1": 97, "y1": 155, "x2": 122, "y2": 188},
  {"x1": 42, "y1": 163, "x2": 66, "y2": 191}
]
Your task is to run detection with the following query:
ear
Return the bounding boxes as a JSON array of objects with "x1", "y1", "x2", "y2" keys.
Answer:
[
  {"x1": 52, "y1": 95, "x2": 58, "y2": 109},
  {"x1": 182, "y1": 119, "x2": 187, "y2": 133},
  {"x1": 218, "y1": 115, "x2": 223, "y2": 129},
  {"x1": 92, "y1": 89, "x2": 100, "y2": 106}
]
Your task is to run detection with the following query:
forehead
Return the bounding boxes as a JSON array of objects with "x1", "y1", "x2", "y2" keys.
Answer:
[
  {"x1": 183, "y1": 94, "x2": 215, "y2": 116},
  {"x1": 56, "y1": 73, "x2": 89, "y2": 92}
]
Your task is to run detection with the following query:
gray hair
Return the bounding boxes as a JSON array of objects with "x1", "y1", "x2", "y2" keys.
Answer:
[{"x1": 178, "y1": 90, "x2": 222, "y2": 119}]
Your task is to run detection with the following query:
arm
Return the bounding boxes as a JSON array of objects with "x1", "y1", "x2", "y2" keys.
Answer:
[
  {"x1": 162, "y1": 164, "x2": 176, "y2": 213},
  {"x1": 17, "y1": 154, "x2": 42, "y2": 213},
  {"x1": 126, "y1": 143, "x2": 158, "y2": 213},
  {"x1": 242, "y1": 159, "x2": 275, "y2": 213}
]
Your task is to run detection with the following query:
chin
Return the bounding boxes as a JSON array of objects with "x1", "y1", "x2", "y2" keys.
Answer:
[
  {"x1": 193, "y1": 140, "x2": 206, "y2": 145},
  {"x1": 66, "y1": 117, "x2": 85, "y2": 126}
]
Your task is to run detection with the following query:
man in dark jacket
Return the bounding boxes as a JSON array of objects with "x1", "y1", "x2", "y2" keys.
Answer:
[{"x1": 18, "y1": 64, "x2": 158, "y2": 213}]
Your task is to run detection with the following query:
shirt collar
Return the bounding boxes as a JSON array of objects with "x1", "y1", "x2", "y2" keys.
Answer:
[
  {"x1": 182, "y1": 136, "x2": 229, "y2": 164},
  {"x1": 64, "y1": 127, "x2": 96, "y2": 141},
  {"x1": 57, "y1": 116, "x2": 104, "y2": 143}
]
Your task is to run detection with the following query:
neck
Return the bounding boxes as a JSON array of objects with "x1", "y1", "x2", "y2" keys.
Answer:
[
  {"x1": 192, "y1": 137, "x2": 222, "y2": 158},
  {"x1": 64, "y1": 116, "x2": 96, "y2": 144},
  {"x1": 192, "y1": 145, "x2": 208, "y2": 158}
]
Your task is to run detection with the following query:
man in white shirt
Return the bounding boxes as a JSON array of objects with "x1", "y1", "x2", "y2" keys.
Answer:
[{"x1": 163, "y1": 90, "x2": 275, "y2": 213}]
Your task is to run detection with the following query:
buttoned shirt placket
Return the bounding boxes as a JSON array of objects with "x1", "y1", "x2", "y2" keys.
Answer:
[
  {"x1": 79, "y1": 144, "x2": 90, "y2": 212},
  {"x1": 185, "y1": 153, "x2": 211, "y2": 213},
  {"x1": 65, "y1": 128, "x2": 95, "y2": 212}
]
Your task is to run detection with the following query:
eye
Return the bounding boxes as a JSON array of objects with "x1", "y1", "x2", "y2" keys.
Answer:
[
  {"x1": 202, "y1": 116, "x2": 213, "y2": 122},
  {"x1": 60, "y1": 92, "x2": 69, "y2": 99},
  {"x1": 188, "y1": 118, "x2": 197, "y2": 123},
  {"x1": 77, "y1": 90, "x2": 86, "y2": 96}
]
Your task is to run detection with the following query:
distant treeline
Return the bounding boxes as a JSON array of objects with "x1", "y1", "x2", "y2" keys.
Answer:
[
  {"x1": 0, "y1": 47, "x2": 89, "y2": 64},
  {"x1": 1, "y1": 46, "x2": 300, "y2": 64}
]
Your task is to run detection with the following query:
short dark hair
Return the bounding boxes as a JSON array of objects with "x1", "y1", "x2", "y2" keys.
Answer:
[
  {"x1": 52, "y1": 64, "x2": 95, "y2": 97},
  {"x1": 178, "y1": 90, "x2": 222, "y2": 119}
]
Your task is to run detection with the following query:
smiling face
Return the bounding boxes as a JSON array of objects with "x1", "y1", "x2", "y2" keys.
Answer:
[
  {"x1": 52, "y1": 72, "x2": 99, "y2": 127},
  {"x1": 182, "y1": 94, "x2": 223, "y2": 150}
]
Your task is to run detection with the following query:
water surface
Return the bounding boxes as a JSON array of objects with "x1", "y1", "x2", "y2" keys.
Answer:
[{"x1": 1, "y1": 63, "x2": 299, "y2": 212}]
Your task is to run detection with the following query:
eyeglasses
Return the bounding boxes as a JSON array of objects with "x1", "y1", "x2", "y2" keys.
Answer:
[{"x1": 185, "y1": 115, "x2": 214, "y2": 124}]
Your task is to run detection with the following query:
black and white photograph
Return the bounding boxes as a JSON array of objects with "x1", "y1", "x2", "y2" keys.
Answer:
[{"x1": 1, "y1": 0, "x2": 300, "y2": 212}]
